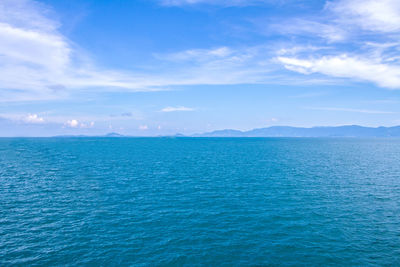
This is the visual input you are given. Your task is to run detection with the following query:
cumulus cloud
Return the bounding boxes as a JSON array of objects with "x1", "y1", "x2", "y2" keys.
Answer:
[
  {"x1": 65, "y1": 119, "x2": 79, "y2": 128},
  {"x1": 139, "y1": 125, "x2": 148, "y2": 130},
  {"x1": 161, "y1": 106, "x2": 195, "y2": 112},
  {"x1": 64, "y1": 119, "x2": 95, "y2": 128},
  {"x1": 24, "y1": 113, "x2": 45, "y2": 123},
  {"x1": 80, "y1": 121, "x2": 95, "y2": 128}
]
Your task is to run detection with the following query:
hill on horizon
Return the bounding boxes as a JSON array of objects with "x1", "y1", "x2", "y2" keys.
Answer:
[{"x1": 193, "y1": 125, "x2": 400, "y2": 137}]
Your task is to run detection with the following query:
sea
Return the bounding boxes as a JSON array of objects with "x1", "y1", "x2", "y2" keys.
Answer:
[{"x1": 1, "y1": 137, "x2": 400, "y2": 266}]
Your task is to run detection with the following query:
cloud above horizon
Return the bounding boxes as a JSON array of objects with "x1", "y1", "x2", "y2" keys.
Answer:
[
  {"x1": 0, "y1": 0, "x2": 296, "y2": 102},
  {"x1": 269, "y1": 0, "x2": 400, "y2": 89},
  {"x1": 1, "y1": 0, "x2": 400, "y2": 105},
  {"x1": 24, "y1": 114, "x2": 45, "y2": 124},
  {"x1": 0, "y1": 0, "x2": 182, "y2": 101},
  {"x1": 161, "y1": 106, "x2": 195, "y2": 112}
]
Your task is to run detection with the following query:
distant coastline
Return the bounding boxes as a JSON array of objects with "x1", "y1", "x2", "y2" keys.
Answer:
[
  {"x1": 193, "y1": 125, "x2": 400, "y2": 137},
  {"x1": 37, "y1": 125, "x2": 400, "y2": 138}
]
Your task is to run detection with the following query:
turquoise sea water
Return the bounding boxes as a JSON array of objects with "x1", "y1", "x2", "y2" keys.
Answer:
[{"x1": 1, "y1": 137, "x2": 400, "y2": 266}]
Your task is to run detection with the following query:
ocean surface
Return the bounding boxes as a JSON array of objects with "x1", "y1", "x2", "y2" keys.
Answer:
[{"x1": 1, "y1": 137, "x2": 400, "y2": 266}]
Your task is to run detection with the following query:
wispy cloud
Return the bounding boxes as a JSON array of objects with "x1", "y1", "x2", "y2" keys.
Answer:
[
  {"x1": 0, "y1": 113, "x2": 46, "y2": 124},
  {"x1": 0, "y1": 0, "x2": 311, "y2": 102},
  {"x1": 278, "y1": 55, "x2": 400, "y2": 89},
  {"x1": 157, "y1": 47, "x2": 233, "y2": 61},
  {"x1": 3, "y1": 0, "x2": 400, "y2": 105},
  {"x1": 270, "y1": 19, "x2": 347, "y2": 43},
  {"x1": 326, "y1": 0, "x2": 400, "y2": 33},
  {"x1": 305, "y1": 107, "x2": 396, "y2": 114},
  {"x1": 0, "y1": 0, "x2": 178, "y2": 101},
  {"x1": 161, "y1": 106, "x2": 195, "y2": 112},
  {"x1": 273, "y1": 0, "x2": 400, "y2": 89}
]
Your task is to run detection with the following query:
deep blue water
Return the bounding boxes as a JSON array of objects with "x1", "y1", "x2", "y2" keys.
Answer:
[{"x1": 1, "y1": 138, "x2": 400, "y2": 266}]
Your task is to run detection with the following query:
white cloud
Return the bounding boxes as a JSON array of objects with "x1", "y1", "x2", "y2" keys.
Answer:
[
  {"x1": 327, "y1": 0, "x2": 400, "y2": 33},
  {"x1": 159, "y1": 47, "x2": 233, "y2": 61},
  {"x1": 161, "y1": 106, "x2": 195, "y2": 112},
  {"x1": 0, "y1": 0, "x2": 297, "y2": 102},
  {"x1": 139, "y1": 125, "x2": 148, "y2": 130},
  {"x1": 153, "y1": 45, "x2": 279, "y2": 86},
  {"x1": 0, "y1": 0, "x2": 181, "y2": 101},
  {"x1": 0, "y1": 113, "x2": 47, "y2": 124},
  {"x1": 3, "y1": 0, "x2": 400, "y2": 103},
  {"x1": 0, "y1": 0, "x2": 362, "y2": 102},
  {"x1": 277, "y1": 55, "x2": 400, "y2": 89},
  {"x1": 24, "y1": 113, "x2": 44, "y2": 123},
  {"x1": 65, "y1": 119, "x2": 79, "y2": 128},
  {"x1": 276, "y1": 0, "x2": 400, "y2": 43},
  {"x1": 270, "y1": 19, "x2": 347, "y2": 42},
  {"x1": 64, "y1": 119, "x2": 96, "y2": 128},
  {"x1": 80, "y1": 121, "x2": 95, "y2": 128},
  {"x1": 271, "y1": 0, "x2": 400, "y2": 89}
]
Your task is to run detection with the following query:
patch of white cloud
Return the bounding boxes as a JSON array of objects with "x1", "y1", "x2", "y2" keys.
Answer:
[
  {"x1": 326, "y1": 0, "x2": 400, "y2": 33},
  {"x1": 0, "y1": 0, "x2": 309, "y2": 102},
  {"x1": 154, "y1": 45, "x2": 281, "y2": 86},
  {"x1": 3, "y1": 0, "x2": 400, "y2": 104},
  {"x1": 159, "y1": 47, "x2": 233, "y2": 61},
  {"x1": 64, "y1": 119, "x2": 95, "y2": 128},
  {"x1": 161, "y1": 106, "x2": 195, "y2": 112},
  {"x1": 272, "y1": 0, "x2": 400, "y2": 89},
  {"x1": 0, "y1": 113, "x2": 46, "y2": 124},
  {"x1": 0, "y1": 0, "x2": 184, "y2": 101},
  {"x1": 270, "y1": 19, "x2": 347, "y2": 43},
  {"x1": 80, "y1": 121, "x2": 95, "y2": 128},
  {"x1": 139, "y1": 125, "x2": 148, "y2": 130},
  {"x1": 65, "y1": 119, "x2": 79, "y2": 128},
  {"x1": 24, "y1": 113, "x2": 45, "y2": 123},
  {"x1": 278, "y1": 54, "x2": 400, "y2": 89}
]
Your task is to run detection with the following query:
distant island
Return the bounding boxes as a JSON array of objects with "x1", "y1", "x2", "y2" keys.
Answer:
[
  {"x1": 50, "y1": 126, "x2": 400, "y2": 138},
  {"x1": 193, "y1": 125, "x2": 400, "y2": 137}
]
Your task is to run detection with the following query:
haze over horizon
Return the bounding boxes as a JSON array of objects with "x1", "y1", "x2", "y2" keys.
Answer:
[{"x1": 2, "y1": 0, "x2": 400, "y2": 136}]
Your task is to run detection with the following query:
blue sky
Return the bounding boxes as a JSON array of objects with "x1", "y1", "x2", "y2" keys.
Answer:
[{"x1": 1, "y1": 0, "x2": 400, "y2": 136}]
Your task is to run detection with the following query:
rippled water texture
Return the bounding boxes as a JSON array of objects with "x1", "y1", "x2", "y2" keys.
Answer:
[{"x1": 1, "y1": 138, "x2": 400, "y2": 266}]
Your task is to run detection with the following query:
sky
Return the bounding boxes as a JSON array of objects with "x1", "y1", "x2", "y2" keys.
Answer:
[{"x1": 1, "y1": 0, "x2": 400, "y2": 136}]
